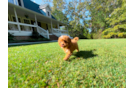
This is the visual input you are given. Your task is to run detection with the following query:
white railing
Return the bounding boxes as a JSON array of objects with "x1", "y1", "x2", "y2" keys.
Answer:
[
  {"x1": 8, "y1": 21, "x2": 37, "y2": 27},
  {"x1": 8, "y1": 21, "x2": 49, "y2": 39},
  {"x1": 52, "y1": 28, "x2": 69, "y2": 37},
  {"x1": 8, "y1": 21, "x2": 33, "y2": 36},
  {"x1": 8, "y1": 30, "x2": 33, "y2": 36},
  {"x1": 52, "y1": 28, "x2": 61, "y2": 37},
  {"x1": 37, "y1": 26, "x2": 49, "y2": 39}
]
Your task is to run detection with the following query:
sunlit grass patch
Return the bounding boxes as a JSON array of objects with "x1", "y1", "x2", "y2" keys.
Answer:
[{"x1": 8, "y1": 39, "x2": 126, "y2": 87}]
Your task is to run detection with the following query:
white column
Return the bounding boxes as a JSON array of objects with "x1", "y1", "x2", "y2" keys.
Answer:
[
  {"x1": 58, "y1": 23, "x2": 61, "y2": 36},
  {"x1": 20, "y1": 0, "x2": 24, "y2": 7},
  {"x1": 14, "y1": 8, "x2": 21, "y2": 32},
  {"x1": 13, "y1": 0, "x2": 16, "y2": 4},
  {"x1": 51, "y1": 20, "x2": 53, "y2": 33},
  {"x1": 35, "y1": 15, "x2": 39, "y2": 32},
  {"x1": 13, "y1": 0, "x2": 18, "y2": 5},
  {"x1": 35, "y1": 15, "x2": 38, "y2": 26},
  {"x1": 47, "y1": 30, "x2": 49, "y2": 39}
]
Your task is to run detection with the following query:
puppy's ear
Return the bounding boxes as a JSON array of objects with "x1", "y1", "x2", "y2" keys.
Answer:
[
  {"x1": 58, "y1": 37, "x2": 61, "y2": 47},
  {"x1": 68, "y1": 37, "x2": 71, "y2": 43},
  {"x1": 67, "y1": 37, "x2": 71, "y2": 47}
]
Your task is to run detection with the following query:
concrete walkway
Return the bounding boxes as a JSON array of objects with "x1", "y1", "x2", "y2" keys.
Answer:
[{"x1": 8, "y1": 40, "x2": 57, "y2": 46}]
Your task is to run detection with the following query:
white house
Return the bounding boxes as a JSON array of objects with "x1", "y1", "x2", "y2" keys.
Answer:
[{"x1": 8, "y1": 0, "x2": 70, "y2": 40}]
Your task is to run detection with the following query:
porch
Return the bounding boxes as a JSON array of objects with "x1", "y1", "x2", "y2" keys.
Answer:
[{"x1": 8, "y1": 2, "x2": 69, "y2": 40}]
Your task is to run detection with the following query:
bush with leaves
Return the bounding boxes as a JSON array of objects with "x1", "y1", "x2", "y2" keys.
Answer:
[
  {"x1": 118, "y1": 32, "x2": 126, "y2": 38},
  {"x1": 102, "y1": 0, "x2": 126, "y2": 39},
  {"x1": 8, "y1": 32, "x2": 14, "y2": 41},
  {"x1": 31, "y1": 31, "x2": 40, "y2": 39}
]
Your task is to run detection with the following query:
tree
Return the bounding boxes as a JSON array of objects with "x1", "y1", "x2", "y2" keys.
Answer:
[
  {"x1": 51, "y1": 0, "x2": 89, "y2": 38},
  {"x1": 51, "y1": 9, "x2": 68, "y2": 23},
  {"x1": 42, "y1": 0, "x2": 126, "y2": 39},
  {"x1": 86, "y1": 0, "x2": 123, "y2": 32},
  {"x1": 102, "y1": 0, "x2": 126, "y2": 38}
]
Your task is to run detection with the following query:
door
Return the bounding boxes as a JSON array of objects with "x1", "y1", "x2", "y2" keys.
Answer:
[
  {"x1": 38, "y1": 22, "x2": 41, "y2": 27},
  {"x1": 46, "y1": 24, "x2": 48, "y2": 30}
]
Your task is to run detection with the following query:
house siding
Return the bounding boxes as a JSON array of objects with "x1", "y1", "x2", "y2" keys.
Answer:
[{"x1": 41, "y1": 22, "x2": 47, "y2": 30}]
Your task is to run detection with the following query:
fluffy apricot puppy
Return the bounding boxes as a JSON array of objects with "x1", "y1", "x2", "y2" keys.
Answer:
[{"x1": 58, "y1": 35, "x2": 79, "y2": 61}]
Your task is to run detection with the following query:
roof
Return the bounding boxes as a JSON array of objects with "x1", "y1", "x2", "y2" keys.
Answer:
[
  {"x1": 39, "y1": 4, "x2": 52, "y2": 11},
  {"x1": 23, "y1": 0, "x2": 56, "y2": 20}
]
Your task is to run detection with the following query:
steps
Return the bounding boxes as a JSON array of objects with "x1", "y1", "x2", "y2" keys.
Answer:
[
  {"x1": 49, "y1": 35, "x2": 58, "y2": 40},
  {"x1": 37, "y1": 26, "x2": 49, "y2": 39},
  {"x1": 37, "y1": 27, "x2": 72, "y2": 40}
]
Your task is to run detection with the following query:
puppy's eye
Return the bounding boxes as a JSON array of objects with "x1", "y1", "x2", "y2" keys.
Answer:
[{"x1": 64, "y1": 40, "x2": 67, "y2": 43}]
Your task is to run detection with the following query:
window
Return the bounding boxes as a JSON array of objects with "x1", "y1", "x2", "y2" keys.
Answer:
[
  {"x1": 22, "y1": 17, "x2": 31, "y2": 24},
  {"x1": 11, "y1": 15, "x2": 21, "y2": 22},
  {"x1": 24, "y1": 19, "x2": 30, "y2": 24},
  {"x1": 13, "y1": 17, "x2": 21, "y2": 22},
  {"x1": 47, "y1": 11, "x2": 50, "y2": 16}
]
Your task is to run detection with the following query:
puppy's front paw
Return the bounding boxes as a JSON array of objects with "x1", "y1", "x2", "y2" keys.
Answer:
[
  {"x1": 63, "y1": 53, "x2": 72, "y2": 61},
  {"x1": 76, "y1": 50, "x2": 79, "y2": 52},
  {"x1": 63, "y1": 58, "x2": 69, "y2": 61}
]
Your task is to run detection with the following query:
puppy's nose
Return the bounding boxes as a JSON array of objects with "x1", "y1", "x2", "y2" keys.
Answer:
[{"x1": 62, "y1": 44, "x2": 64, "y2": 46}]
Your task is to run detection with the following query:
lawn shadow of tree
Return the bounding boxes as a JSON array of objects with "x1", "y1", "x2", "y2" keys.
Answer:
[{"x1": 69, "y1": 49, "x2": 98, "y2": 61}]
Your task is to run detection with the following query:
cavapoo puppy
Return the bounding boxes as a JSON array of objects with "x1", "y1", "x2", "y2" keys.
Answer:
[{"x1": 58, "y1": 35, "x2": 79, "y2": 60}]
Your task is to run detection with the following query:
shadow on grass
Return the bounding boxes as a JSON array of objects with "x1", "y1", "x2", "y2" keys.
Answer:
[{"x1": 69, "y1": 49, "x2": 98, "y2": 61}]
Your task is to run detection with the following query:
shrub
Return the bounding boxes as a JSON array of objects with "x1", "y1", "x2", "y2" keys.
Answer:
[
  {"x1": 103, "y1": 32, "x2": 118, "y2": 39},
  {"x1": 87, "y1": 33, "x2": 92, "y2": 39},
  {"x1": 118, "y1": 32, "x2": 126, "y2": 38},
  {"x1": 31, "y1": 31, "x2": 40, "y2": 39},
  {"x1": 78, "y1": 34, "x2": 87, "y2": 39},
  {"x1": 92, "y1": 33, "x2": 98, "y2": 39},
  {"x1": 31, "y1": 31, "x2": 50, "y2": 41},
  {"x1": 102, "y1": 28, "x2": 111, "y2": 35},
  {"x1": 8, "y1": 32, "x2": 14, "y2": 41},
  {"x1": 90, "y1": 30, "x2": 103, "y2": 39}
]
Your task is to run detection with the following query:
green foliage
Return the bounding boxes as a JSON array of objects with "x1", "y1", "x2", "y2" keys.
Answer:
[
  {"x1": 31, "y1": 31, "x2": 40, "y2": 39},
  {"x1": 51, "y1": 9, "x2": 68, "y2": 23},
  {"x1": 31, "y1": 31, "x2": 50, "y2": 41},
  {"x1": 88, "y1": 30, "x2": 103, "y2": 39},
  {"x1": 51, "y1": 0, "x2": 90, "y2": 39},
  {"x1": 86, "y1": 33, "x2": 92, "y2": 39},
  {"x1": 102, "y1": 0, "x2": 126, "y2": 39},
  {"x1": 44, "y1": 0, "x2": 126, "y2": 39},
  {"x1": 86, "y1": 0, "x2": 115, "y2": 32},
  {"x1": 118, "y1": 32, "x2": 126, "y2": 38},
  {"x1": 8, "y1": 32, "x2": 14, "y2": 41},
  {"x1": 103, "y1": 32, "x2": 118, "y2": 39}
]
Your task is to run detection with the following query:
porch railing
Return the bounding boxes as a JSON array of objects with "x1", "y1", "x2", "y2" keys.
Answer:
[
  {"x1": 52, "y1": 28, "x2": 61, "y2": 37},
  {"x1": 8, "y1": 21, "x2": 49, "y2": 39},
  {"x1": 8, "y1": 21, "x2": 71, "y2": 39},
  {"x1": 52, "y1": 28, "x2": 69, "y2": 37},
  {"x1": 8, "y1": 21, "x2": 37, "y2": 27},
  {"x1": 37, "y1": 26, "x2": 49, "y2": 39}
]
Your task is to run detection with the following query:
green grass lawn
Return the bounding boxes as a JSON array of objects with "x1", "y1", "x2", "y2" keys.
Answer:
[{"x1": 8, "y1": 39, "x2": 126, "y2": 88}]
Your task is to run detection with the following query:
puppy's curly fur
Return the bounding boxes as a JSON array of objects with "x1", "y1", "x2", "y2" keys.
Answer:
[{"x1": 58, "y1": 35, "x2": 79, "y2": 60}]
